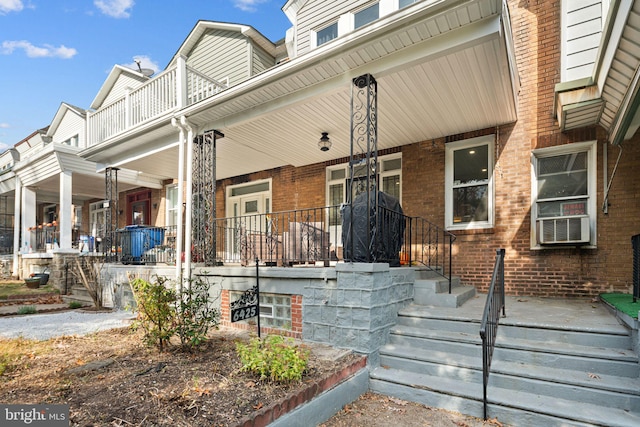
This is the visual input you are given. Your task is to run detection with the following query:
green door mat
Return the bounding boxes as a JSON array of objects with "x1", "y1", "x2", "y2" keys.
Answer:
[{"x1": 600, "y1": 293, "x2": 640, "y2": 319}]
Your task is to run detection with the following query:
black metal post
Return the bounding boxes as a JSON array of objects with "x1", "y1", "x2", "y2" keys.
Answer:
[{"x1": 255, "y1": 257, "x2": 261, "y2": 338}]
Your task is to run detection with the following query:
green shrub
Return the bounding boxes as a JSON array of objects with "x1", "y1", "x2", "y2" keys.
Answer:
[
  {"x1": 130, "y1": 276, "x2": 177, "y2": 352},
  {"x1": 17, "y1": 305, "x2": 36, "y2": 315},
  {"x1": 236, "y1": 335, "x2": 310, "y2": 383},
  {"x1": 129, "y1": 275, "x2": 220, "y2": 352},
  {"x1": 174, "y1": 276, "x2": 220, "y2": 349},
  {"x1": 68, "y1": 301, "x2": 83, "y2": 309}
]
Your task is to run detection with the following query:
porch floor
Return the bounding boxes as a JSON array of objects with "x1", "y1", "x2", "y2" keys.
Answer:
[{"x1": 408, "y1": 294, "x2": 630, "y2": 334}]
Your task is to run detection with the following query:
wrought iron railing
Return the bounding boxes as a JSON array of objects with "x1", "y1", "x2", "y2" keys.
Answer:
[
  {"x1": 633, "y1": 234, "x2": 639, "y2": 302},
  {"x1": 479, "y1": 248, "x2": 506, "y2": 420},
  {"x1": 212, "y1": 207, "x2": 341, "y2": 266},
  {"x1": 209, "y1": 205, "x2": 455, "y2": 276},
  {"x1": 402, "y1": 212, "x2": 456, "y2": 291},
  {"x1": 30, "y1": 226, "x2": 59, "y2": 252},
  {"x1": 115, "y1": 225, "x2": 177, "y2": 265}
]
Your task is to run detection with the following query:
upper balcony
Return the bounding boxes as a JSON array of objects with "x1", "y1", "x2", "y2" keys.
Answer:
[{"x1": 87, "y1": 58, "x2": 228, "y2": 147}]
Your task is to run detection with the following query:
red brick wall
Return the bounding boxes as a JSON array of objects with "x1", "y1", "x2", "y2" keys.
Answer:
[{"x1": 208, "y1": 1, "x2": 640, "y2": 298}]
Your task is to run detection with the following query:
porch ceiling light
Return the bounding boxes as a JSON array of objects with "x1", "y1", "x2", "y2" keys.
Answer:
[{"x1": 318, "y1": 132, "x2": 331, "y2": 152}]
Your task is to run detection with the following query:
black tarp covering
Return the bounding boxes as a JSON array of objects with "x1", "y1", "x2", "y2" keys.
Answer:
[{"x1": 341, "y1": 191, "x2": 405, "y2": 266}]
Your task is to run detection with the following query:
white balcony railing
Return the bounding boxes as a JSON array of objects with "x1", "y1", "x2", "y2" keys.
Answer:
[{"x1": 87, "y1": 59, "x2": 228, "y2": 147}]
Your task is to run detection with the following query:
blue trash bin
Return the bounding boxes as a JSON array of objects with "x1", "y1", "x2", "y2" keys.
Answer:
[{"x1": 120, "y1": 225, "x2": 165, "y2": 264}]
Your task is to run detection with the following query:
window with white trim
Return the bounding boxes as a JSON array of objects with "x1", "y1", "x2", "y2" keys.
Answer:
[
  {"x1": 445, "y1": 135, "x2": 494, "y2": 230},
  {"x1": 354, "y1": 3, "x2": 379, "y2": 29},
  {"x1": 166, "y1": 185, "x2": 179, "y2": 227},
  {"x1": 400, "y1": 0, "x2": 418, "y2": 8},
  {"x1": 531, "y1": 141, "x2": 596, "y2": 247},
  {"x1": 316, "y1": 22, "x2": 338, "y2": 46},
  {"x1": 326, "y1": 153, "x2": 402, "y2": 254}
]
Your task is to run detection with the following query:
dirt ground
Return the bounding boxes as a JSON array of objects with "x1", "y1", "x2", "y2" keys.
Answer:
[{"x1": 0, "y1": 316, "x2": 498, "y2": 426}]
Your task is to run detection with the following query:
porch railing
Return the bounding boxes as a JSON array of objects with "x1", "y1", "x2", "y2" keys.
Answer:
[
  {"x1": 479, "y1": 248, "x2": 506, "y2": 420},
  {"x1": 114, "y1": 225, "x2": 177, "y2": 265},
  {"x1": 633, "y1": 234, "x2": 639, "y2": 302},
  {"x1": 209, "y1": 205, "x2": 455, "y2": 275},
  {"x1": 87, "y1": 64, "x2": 228, "y2": 146}
]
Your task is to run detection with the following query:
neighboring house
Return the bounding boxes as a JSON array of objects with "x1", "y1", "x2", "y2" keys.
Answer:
[{"x1": 7, "y1": 0, "x2": 640, "y2": 300}]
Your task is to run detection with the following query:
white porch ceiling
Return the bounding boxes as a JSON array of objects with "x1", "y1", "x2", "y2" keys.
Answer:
[{"x1": 84, "y1": 0, "x2": 518, "y2": 181}]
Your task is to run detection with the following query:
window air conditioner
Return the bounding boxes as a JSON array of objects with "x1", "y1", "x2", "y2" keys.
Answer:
[{"x1": 537, "y1": 217, "x2": 590, "y2": 245}]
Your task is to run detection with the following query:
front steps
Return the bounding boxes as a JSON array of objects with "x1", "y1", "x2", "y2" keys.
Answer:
[
  {"x1": 413, "y1": 268, "x2": 476, "y2": 308},
  {"x1": 61, "y1": 285, "x2": 95, "y2": 307},
  {"x1": 370, "y1": 304, "x2": 640, "y2": 426}
]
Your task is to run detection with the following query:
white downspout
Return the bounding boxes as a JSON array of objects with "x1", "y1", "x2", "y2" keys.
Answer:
[
  {"x1": 12, "y1": 177, "x2": 21, "y2": 278},
  {"x1": 171, "y1": 117, "x2": 186, "y2": 282},
  {"x1": 181, "y1": 116, "x2": 196, "y2": 279}
]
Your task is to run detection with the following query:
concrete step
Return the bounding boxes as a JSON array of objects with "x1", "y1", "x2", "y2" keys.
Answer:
[
  {"x1": 61, "y1": 286, "x2": 95, "y2": 307},
  {"x1": 373, "y1": 303, "x2": 640, "y2": 427},
  {"x1": 413, "y1": 277, "x2": 476, "y2": 308},
  {"x1": 370, "y1": 367, "x2": 640, "y2": 427},
  {"x1": 498, "y1": 322, "x2": 633, "y2": 349}
]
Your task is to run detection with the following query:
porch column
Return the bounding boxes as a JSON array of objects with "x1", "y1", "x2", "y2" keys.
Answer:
[
  {"x1": 183, "y1": 116, "x2": 196, "y2": 277},
  {"x1": 58, "y1": 170, "x2": 73, "y2": 249},
  {"x1": 21, "y1": 186, "x2": 36, "y2": 252},
  {"x1": 11, "y1": 177, "x2": 21, "y2": 277},
  {"x1": 171, "y1": 116, "x2": 186, "y2": 281}
]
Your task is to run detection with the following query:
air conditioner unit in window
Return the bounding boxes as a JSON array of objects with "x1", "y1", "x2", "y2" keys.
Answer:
[{"x1": 537, "y1": 217, "x2": 590, "y2": 245}]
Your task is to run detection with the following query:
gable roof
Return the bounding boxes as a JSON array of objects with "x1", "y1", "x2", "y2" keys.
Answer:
[
  {"x1": 46, "y1": 102, "x2": 86, "y2": 138},
  {"x1": 166, "y1": 20, "x2": 279, "y2": 69},
  {"x1": 90, "y1": 64, "x2": 150, "y2": 110}
]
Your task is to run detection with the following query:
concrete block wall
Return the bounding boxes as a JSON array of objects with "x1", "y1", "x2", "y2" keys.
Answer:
[{"x1": 302, "y1": 263, "x2": 414, "y2": 364}]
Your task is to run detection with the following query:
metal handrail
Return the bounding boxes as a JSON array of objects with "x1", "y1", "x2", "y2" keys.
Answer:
[{"x1": 479, "y1": 248, "x2": 506, "y2": 420}]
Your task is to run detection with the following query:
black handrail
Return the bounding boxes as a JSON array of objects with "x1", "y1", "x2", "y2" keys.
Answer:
[{"x1": 479, "y1": 248, "x2": 506, "y2": 420}]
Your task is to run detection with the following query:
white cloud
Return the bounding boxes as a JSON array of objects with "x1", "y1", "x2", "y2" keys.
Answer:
[
  {"x1": 0, "y1": 123, "x2": 9, "y2": 129},
  {"x1": 0, "y1": 0, "x2": 23, "y2": 15},
  {"x1": 233, "y1": 0, "x2": 267, "y2": 13},
  {"x1": 1, "y1": 40, "x2": 77, "y2": 58},
  {"x1": 94, "y1": 0, "x2": 134, "y2": 18},
  {"x1": 123, "y1": 55, "x2": 160, "y2": 75}
]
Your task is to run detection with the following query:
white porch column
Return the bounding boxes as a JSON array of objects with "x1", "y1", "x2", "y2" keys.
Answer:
[
  {"x1": 182, "y1": 116, "x2": 196, "y2": 277},
  {"x1": 171, "y1": 117, "x2": 186, "y2": 281},
  {"x1": 11, "y1": 177, "x2": 22, "y2": 277},
  {"x1": 21, "y1": 186, "x2": 36, "y2": 251},
  {"x1": 58, "y1": 170, "x2": 73, "y2": 249}
]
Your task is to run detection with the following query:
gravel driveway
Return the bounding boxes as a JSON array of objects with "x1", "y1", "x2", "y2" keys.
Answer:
[{"x1": 0, "y1": 310, "x2": 135, "y2": 340}]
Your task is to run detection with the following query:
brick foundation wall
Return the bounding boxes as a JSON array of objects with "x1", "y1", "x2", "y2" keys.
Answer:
[{"x1": 220, "y1": 289, "x2": 303, "y2": 339}]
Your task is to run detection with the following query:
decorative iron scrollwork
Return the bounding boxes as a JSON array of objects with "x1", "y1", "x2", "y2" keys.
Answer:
[{"x1": 230, "y1": 284, "x2": 258, "y2": 310}]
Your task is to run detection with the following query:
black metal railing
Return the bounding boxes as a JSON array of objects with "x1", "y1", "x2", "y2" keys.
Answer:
[
  {"x1": 0, "y1": 226, "x2": 13, "y2": 254},
  {"x1": 30, "y1": 226, "x2": 59, "y2": 252},
  {"x1": 115, "y1": 225, "x2": 177, "y2": 265},
  {"x1": 479, "y1": 248, "x2": 506, "y2": 420},
  {"x1": 633, "y1": 234, "x2": 639, "y2": 302},
  {"x1": 212, "y1": 207, "x2": 341, "y2": 266}
]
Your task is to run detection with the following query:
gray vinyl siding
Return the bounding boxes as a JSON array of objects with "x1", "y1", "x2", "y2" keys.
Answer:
[
  {"x1": 252, "y1": 42, "x2": 276, "y2": 75},
  {"x1": 563, "y1": 0, "x2": 605, "y2": 81},
  {"x1": 186, "y1": 29, "x2": 250, "y2": 87},
  {"x1": 53, "y1": 110, "x2": 85, "y2": 148},
  {"x1": 296, "y1": 0, "x2": 367, "y2": 55},
  {"x1": 101, "y1": 75, "x2": 147, "y2": 107}
]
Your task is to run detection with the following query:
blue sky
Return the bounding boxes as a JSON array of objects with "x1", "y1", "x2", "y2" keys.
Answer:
[{"x1": 0, "y1": 0, "x2": 292, "y2": 150}]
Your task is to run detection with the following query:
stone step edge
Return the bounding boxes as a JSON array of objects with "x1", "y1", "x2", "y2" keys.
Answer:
[
  {"x1": 379, "y1": 344, "x2": 640, "y2": 395},
  {"x1": 371, "y1": 367, "x2": 640, "y2": 427}
]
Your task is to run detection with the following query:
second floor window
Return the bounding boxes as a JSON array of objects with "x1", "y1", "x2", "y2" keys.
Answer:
[
  {"x1": 317, "y1": 22, "x2": 338, "y2": 46},
  {"x1": 354, "y1": 3, "x2": 379, "y2": 30}
]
